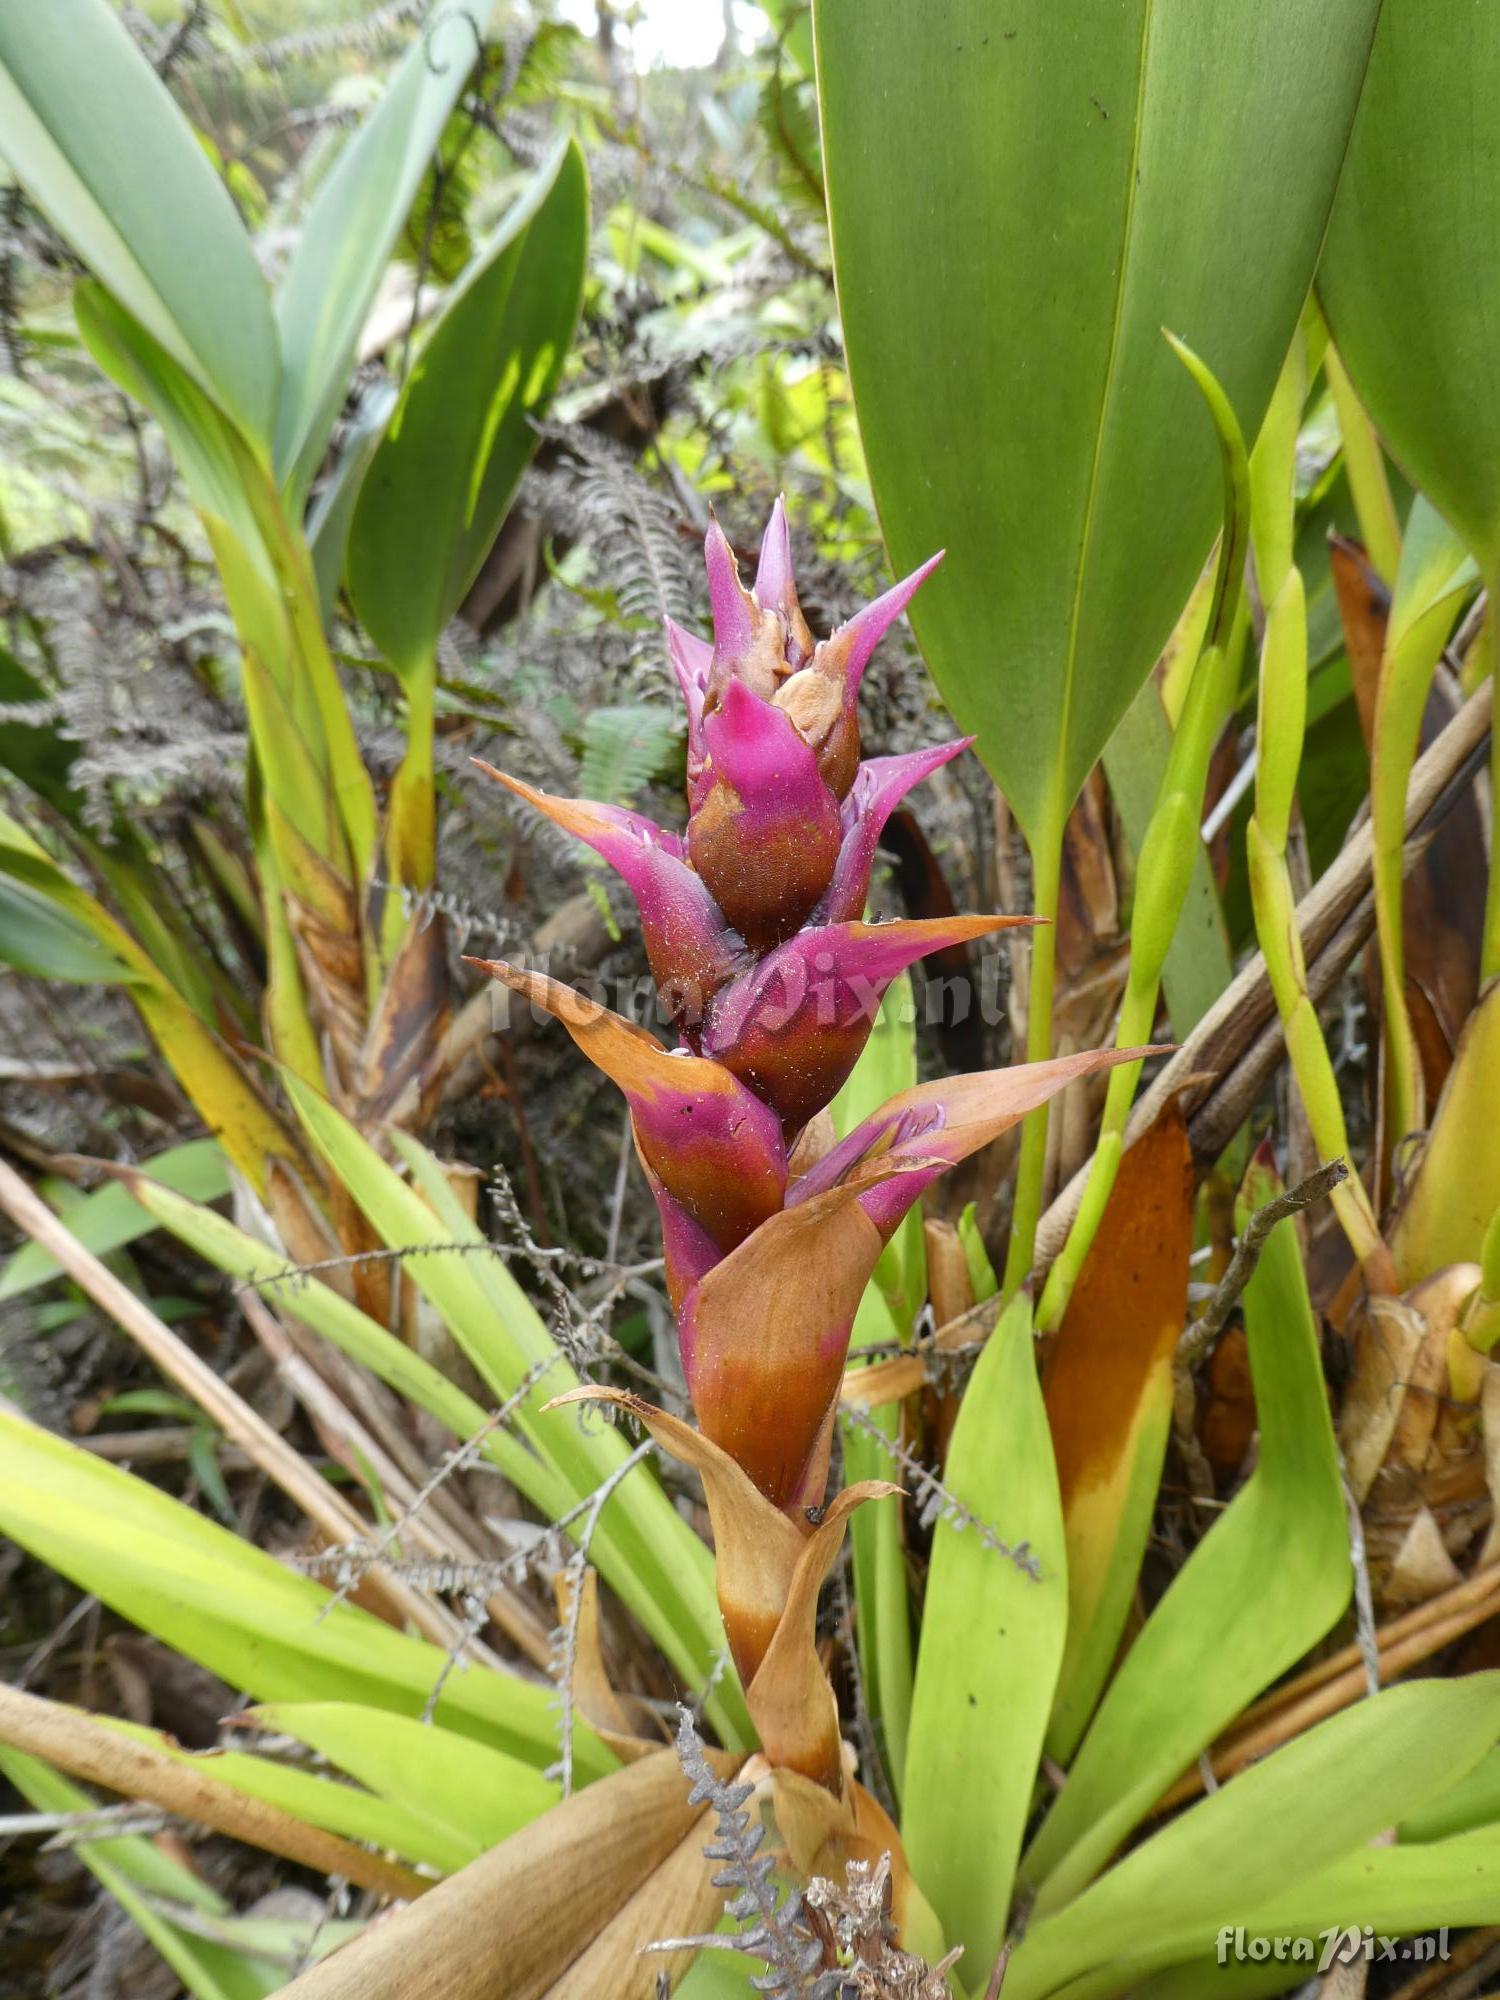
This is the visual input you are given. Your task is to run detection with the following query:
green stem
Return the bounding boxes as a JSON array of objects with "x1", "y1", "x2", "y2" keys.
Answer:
[
  {"x1": 1003, "y1": 816, "x2": 1063, "y2": 1296},
  {"x1": 1484, "y1": 587, "x2": 1500, "y2": 985}
]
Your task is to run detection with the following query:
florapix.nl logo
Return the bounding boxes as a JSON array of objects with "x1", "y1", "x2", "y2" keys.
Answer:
[{"x1": 1216, "y1": 1927, "x2": 1450, "y2": 1973}]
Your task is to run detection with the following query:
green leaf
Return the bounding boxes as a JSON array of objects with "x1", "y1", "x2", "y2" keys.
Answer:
[
  {"x1": 0, "y1": 1140, "x2": 229, "y2": 1300},
  {"x1": 386, "y1": 1126, "x2": 752, "y2": 1752},
  {"x1": 816, "y1": 0, "x2": 1381, "y2": 852},
  {"x1": 1318, "y1": 0, "x2": 1500, "y2": 575},
  {"x1": 99, "y1": 1716, "x2": 476, "y2": 1875},
  {"x1": 1393, "y1": 976, "x2": 1500, "y2": 1282},
  {"x1": 347, "y1": 140, "x2": 589, "y2": 679},
  {"x1": 273, "y1": 7, "x2": 482, "y2": 508},
  {"x1": 1004, "y1": 1675, "x2": 1500, "y2": 2000},
  {"x1": 1021, "y1": 1153, "x2": 1349, "y2": 1912},
  {"x1": 0, "y1": 1405, "x2": 615, "y2": 1783},
  {"x1": 245, "y1": 1700, "x2": 559, "y2": 1852},
  {"x1": 830, "y1": 973, "x2": 926, "y2": 1331},
  {"x1": 0, "y1": 1749, "x2": 281, "y2": 2000},
  {"x1": 839, "y1": 1284, "x2": 914, "y2": 1801},
  {"x1": 0, "y1": 876, "x2": 138, "y2": 984},
  {"x1": 305, "y1": 382, "x2": 397, "y2": 629},
  {"x1": 1401, "y1": 1742, "x2": 1500, "y2": 1843},
  {"x1": 0, "y1": 645, "x2": 83, "y2": 813},
  {"x1": 0, "y1": 0, "x2": 277, "y2": 447},
  {"x1": 902, "y1": 1293, "x2": 1067, "y2": 1972}
]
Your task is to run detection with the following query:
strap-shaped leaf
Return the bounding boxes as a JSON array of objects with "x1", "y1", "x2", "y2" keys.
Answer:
[
  {"x1": 0, "y1": 1139, "x2": 229, "y2": 1300},
  {"x1": 273, "y1": 5, "x2": 482, "y2": 508},
  {"x1": 348, "y1": 139, "x2": 589, "y2": 679},
  {"x1": 1005, "y1": 1675, "x2": 1500, "y2": 1999},
  {"x1": 1319, "y1": 0, "x2": 1500, "y2": 575},
  {"x1": 0, "y1": 1406, "x2": 611, "y2": 1781},
  {"x1": 816, "y1": 0, "x2": 1382, "y2": 850},
  {"x1": 0, "y1": 0, "x2": 277, "y2": 448},
  {"x1": 1022, "y1": 1153, "x2": 1350, "y2": 1911},
  {"x1": 0, "y1": 1751, "x2": 276, "y2": 2000},
  {"x1": 902, "y1": 1293, "x2": 1067, "y2": 1972}
]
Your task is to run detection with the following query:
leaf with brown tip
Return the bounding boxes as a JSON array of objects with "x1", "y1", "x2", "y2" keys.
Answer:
[{"x1": 1041, "y1": 1098, "x2": 1194, "y2": 1764}]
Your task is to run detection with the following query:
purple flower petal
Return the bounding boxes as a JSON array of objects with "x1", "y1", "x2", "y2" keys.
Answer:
[
  {"x1": 816, "y1": 737, "x2": 975, "y2": 924},
  {"x1": 792, "y1": 1045, "x2": 1168, "y2": 1243},
  {"x1": 812, "y1": 549, "x2": 946, "y2": 699},
  {"x1": 467, "y1": 962, "x2": 787, "y2": 1274},
  {"x1": 703, "y1": 914, "x2": 1028, "y2": 1129},
  {"x1": 474, "y1": 760, "x2": 744, "y2": 1017},
  {"x1": 687, "y1": 679, "x2": 842, "y2": 949}
]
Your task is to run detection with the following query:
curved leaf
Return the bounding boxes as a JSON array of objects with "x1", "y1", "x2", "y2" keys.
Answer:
[
  {"x1": 348, "y1": 140, "x2": 589, "y2": 679},
  {"x1": 273, "y1": 6, "x2": 482, "y2": 506},
  {"x1": 816, "y1": 0, "x2": 1382, "y2": 847},
  {"x1": 1006, "y1": 1675, "x2": 1500, "y2": 2000},
  {"x1": 1319, "y1": 1, "x2": 1500, "y2": 573},
  {"x1": 0, "y1": 1406, "x2": 612, "y2": 1782},
  {"x1": 1022, "y1": 1152, "x2": 1349, "y2": 1912},
  {"x1": 0, "y1": 0, "x2": 277, "y2": 447}
]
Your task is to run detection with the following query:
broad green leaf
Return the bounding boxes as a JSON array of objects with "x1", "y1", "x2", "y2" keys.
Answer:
[
  {"x1": 1022, "y1": 1153, "x2": 1349, "y2": 1911},
  {"x1": 1004, "y1": 1675, "x2": 1500, "y2": 2000},
  {"x1": 0, "y1": 1140, "x2": 229, "y2": 1300},
  {"x1": 273, "y1": 5, "x2": 483, "y2": 507},
  {"x1": 1069, "y1": 1841, "x2": 1500, "y2": 1998},
  {"x1": 75, "y1": 283, "x2": 364, "y2": 878},
  {"x1": 903, "y1": 1293, "x2": 1067, "y2": 1972},
  {"x1": 816, "y1": 0, "x2": 1381, "y2": 849},
  {"x1": 0, "y1": 1406, "x2": 615, "y2": 1783},
  {"x1": 0, "y1": 645, "x2": 82, "y2": 813},
  {"x1": 306, "y1": 382, "x2": 397, "y2": 628},
  {"x1": 0, "y1": 812, "x2": 293, "y2": 1191},
  {"x1": 347, "y1": 140, "x2": 589, "y2": 679},
  {"x1": 0, "y1": 0, "x2": 277, "y2": 447},
  {"x1": 1319, "y1": 0, "x2": 1500, "y2": 576},
  {"x1": 1401, "y1": 1742, "x2": 1500, "y2": 1843},
  {"x1": 246, "y1": 1700, "x2": 559, "y2": 1852},
  {"x1": 0, "y1": 1749, "x2": 281, "y2": 2000}
]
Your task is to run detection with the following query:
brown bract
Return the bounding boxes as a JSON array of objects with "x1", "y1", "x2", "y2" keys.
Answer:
[{"x1": 545, "y1": 1385, "x2": 899, "y2": 1794}]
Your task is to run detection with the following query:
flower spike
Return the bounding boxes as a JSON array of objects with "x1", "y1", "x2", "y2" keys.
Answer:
[{"x1": 476, "y1": 497, "x2": 1131, "y2": 1798}]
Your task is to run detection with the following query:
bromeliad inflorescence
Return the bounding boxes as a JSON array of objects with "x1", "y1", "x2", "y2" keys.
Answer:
[{"x1": 472, "y1": 501, "x2": 1149, "y2": 1796}]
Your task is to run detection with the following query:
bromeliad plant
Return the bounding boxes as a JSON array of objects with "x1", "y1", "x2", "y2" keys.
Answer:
[{"x1": 470, "y1": 503, "x2": 1149, "y2": 1807}]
